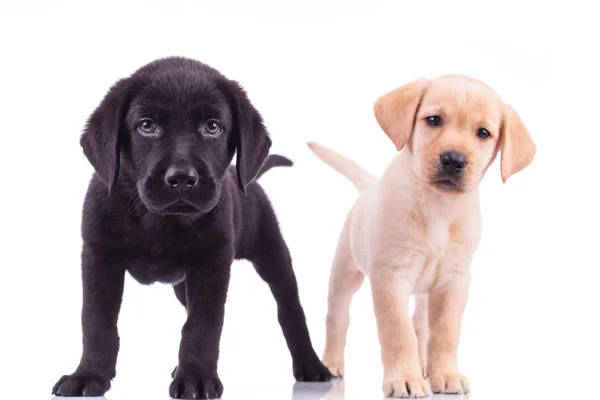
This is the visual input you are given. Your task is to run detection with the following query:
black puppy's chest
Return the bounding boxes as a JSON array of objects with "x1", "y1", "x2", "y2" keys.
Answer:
[
  {"x1": 127, "y1": 255, "x2": 186, "y2": 286},
  {"x1": 123, "y1": 215, "x2": 207, "y2": 285}
]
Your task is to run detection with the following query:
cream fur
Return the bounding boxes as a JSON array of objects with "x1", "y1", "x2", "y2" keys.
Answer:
[{"x1": 309, "y1": 75, "x2": 535, "y2": 398}]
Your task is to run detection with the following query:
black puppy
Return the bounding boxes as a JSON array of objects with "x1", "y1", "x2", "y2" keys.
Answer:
[{"x1": 52, "y1": 57, "x2": 331, "y2": 399}]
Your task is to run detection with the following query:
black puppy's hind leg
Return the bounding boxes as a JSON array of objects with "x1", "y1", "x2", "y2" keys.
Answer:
[
  {"x1": 52, "y1": 248, "x2": 126, "y2": 396},
  {"x1": 249, "y1": 208, "x2": 332, "y2": 382}
]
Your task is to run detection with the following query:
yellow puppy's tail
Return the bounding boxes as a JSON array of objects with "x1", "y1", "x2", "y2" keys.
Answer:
[{"x1": 307, "y1": 142, "x2": 377, "y2": 192}]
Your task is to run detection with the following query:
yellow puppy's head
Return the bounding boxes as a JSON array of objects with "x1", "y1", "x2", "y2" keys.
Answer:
[{"x1": 374, "y1": 75, "x2": 536, "y2": 193}]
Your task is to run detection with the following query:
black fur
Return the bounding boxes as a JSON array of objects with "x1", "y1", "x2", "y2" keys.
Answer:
[{"x1": 52, "y1": 57, "x2": 330, "y2": 399}]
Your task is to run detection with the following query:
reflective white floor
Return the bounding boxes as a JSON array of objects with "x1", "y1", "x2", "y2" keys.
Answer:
[
  {"x1": 291, "y1": 381, "x2": 470, "y2": 400},
  {"x1": 47, "y1": 380, "x2": 472, "y2": 400}
]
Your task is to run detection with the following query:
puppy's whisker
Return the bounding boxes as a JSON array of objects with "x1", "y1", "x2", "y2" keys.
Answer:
[{"x1": 124, "y1": 188, "x2": 144, "y2": 219}]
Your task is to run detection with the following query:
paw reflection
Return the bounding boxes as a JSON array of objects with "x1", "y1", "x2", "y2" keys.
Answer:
[{"x1": 292, "y1": 378, "x2": 344, "y2": 400}]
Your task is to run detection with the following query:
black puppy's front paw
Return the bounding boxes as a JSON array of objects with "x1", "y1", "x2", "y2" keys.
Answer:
[
  {"x1": 52, "y1": 373, "x2": 111, "y2": 397},
  {"x1": 293, "y1": 355, "x2": 333, "y2": 382},
  {"x1": 169, "y1": 371, "x2": 223, "y2": 399}
]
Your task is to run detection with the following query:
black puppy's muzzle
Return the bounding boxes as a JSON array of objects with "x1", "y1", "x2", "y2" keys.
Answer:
[
  {"x1": 433, "y1": 151, "x2": 468, "y2": 191},
  {"x1": 138, "y1": 162, "x2": 220, "y2": 216}
]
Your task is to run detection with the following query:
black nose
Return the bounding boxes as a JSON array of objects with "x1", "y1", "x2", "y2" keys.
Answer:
[
  {"x1": 440, "y1": 151, "x2": 467, "y2": 174},
  {"x1": 164, "y1": 167, "x2": 198, "y2": 188}
]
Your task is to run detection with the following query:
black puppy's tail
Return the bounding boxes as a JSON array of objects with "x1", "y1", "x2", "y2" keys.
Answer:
[{"x1": 256, "y1": 154, "x2": 293, "y2": 179}]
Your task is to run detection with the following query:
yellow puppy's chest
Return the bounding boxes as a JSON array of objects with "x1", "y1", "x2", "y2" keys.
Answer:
[{"x1": 412, "y1": 218, "x2": 463, "y2": 295}]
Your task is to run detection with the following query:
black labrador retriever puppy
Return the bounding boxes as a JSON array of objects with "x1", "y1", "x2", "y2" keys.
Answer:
[{"x1": 52, "y1": 57, "x2": 331, "y2": 399}]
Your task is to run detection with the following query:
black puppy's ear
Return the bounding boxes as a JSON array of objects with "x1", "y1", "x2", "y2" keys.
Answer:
[
  {"x1": 228, "y1": 81, "x2": 272, "y2": 193},
  {"x1": 80, "y1": 78, "x2": 131, "y2": 194}
]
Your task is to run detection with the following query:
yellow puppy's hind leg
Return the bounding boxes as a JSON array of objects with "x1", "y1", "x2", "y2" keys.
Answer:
[{"x1": 322, "y1": 228, "x2": 364, "y2": 378}]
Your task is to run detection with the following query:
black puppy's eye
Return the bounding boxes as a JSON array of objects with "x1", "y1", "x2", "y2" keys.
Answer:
[
  {"x1": 203, "y1": 120, "x2": 222, "y2": 136},
  {"x1": 477, "y1": 128, "x2": 491, "y2": 139},
  {"x1": 426, "y1": 115, "x2": 442, "y2": 127},
  {"x1": 138, "y1": 119, "x2": 157, "y2": 135}
]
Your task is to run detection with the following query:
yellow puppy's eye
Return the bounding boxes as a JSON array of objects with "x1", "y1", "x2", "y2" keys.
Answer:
[
  {"x1": 477, "y1": 128, "x2": 491, "y2": 139},
  {"x1": 426, "y1": 115, "x2": 442, "y2": 126}
]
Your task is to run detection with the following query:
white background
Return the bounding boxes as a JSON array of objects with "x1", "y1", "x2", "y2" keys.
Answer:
[{"x1": 1, "y1": 1, "x2": 599, "y2": 399}]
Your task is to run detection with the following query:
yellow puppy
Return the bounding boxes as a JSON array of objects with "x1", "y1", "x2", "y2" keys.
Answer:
[{"x1": 308, "y1": 75, "x2": 536, "y2": 398}]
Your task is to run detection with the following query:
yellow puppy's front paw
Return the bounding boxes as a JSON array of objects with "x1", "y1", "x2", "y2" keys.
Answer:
[
  {"x1": 428, "y1": 372, "x2": 469, "y2": 394},
  {"x1": 322, "y1": 357, "x2": 344, "y2": 377},
  {"x1": 382, "y1": 375, "x2": 431, "y2": 398}
]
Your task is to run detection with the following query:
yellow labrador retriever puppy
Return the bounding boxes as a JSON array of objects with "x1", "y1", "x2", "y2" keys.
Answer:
[{"x1": 308, "y1": 75, "x2": 536, "y2": 398}]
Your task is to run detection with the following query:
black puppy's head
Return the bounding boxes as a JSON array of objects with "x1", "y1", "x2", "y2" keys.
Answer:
[{"x1": 80, "y1": 57, "x2": 271, "y2": 216}]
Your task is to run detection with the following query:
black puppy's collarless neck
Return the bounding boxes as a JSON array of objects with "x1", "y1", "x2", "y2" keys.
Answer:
[{"x1": 139, "y1": 210, "x2": 209, "y2": 230}]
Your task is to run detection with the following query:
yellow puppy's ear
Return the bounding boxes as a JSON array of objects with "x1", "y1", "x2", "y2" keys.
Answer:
[
  {"x1": 374, "y1": 79, "x2": 429, "y2": 151},
  {"x1": 500, "y1": 104, "x2": 537, "y2": 183}
]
